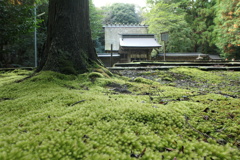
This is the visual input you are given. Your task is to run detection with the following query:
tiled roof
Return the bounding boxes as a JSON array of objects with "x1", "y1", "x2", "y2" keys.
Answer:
[{"x1": 120, "y1": 34, "x2": 161, "y2": 48}]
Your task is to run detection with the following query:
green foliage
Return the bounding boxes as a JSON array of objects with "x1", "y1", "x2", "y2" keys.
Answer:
[
  {"x1": 184, "y1": 0, "x2": 218, "y2": 54},
  {"x1": 103, "y1": 3, "x2": 140, "y2": 24},
  {"x1": 34, "y1": 0, "x2": 48, "y2": 5},
  {"x1": 144, "y1": 0, "x2": 192, "y2": 53},
  {"x1": 145, "y1": 1, "x2": 186, "y2": 34},
  {"x1": 89, "y1": 0, "x2": 103, "y2": 40},
  {"x1": 214, "y1": 0, "x2": 240, "y2": 59},
  {"x1": 145, "y1": 0, "x2": 221, "y2": 54},
  {"x1": 0, "y1": 0, "x2": 34, "y2": 45},
  {"x1": 166, "y1": 22, "x2": 194, "y2": 52},
  {"x1": 0, "y1": 68, "x2": 240, "y2": 159},
  {"x1": 0, "y1": 0, "x2": 48, "y2": 67},
  {"x1": 0, "y1": 0, "x2": 34, "y2": 54},
  {"x1": 89, "y1": 0, "x2": 105, "y2": 53}
]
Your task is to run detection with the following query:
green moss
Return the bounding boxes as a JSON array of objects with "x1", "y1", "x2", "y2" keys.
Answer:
[
  {"x1": 88, "y1": 72, "x2": 105, "y2": 83},
  {"x1": 88, "y1": 72, "x2": 104, "y2": 79},
  {"x1": 58, "y1": 50, "x2": 78, "y2": 75},
  {"x1": 163, "y1": 77, "x2": 173, "y2": 82},
  {"x1": 93, "y1": 68, "x2": 110, "y2": 78},
  {"x1": 0, "y1": 68, "x2": 239, "y2": 159},
  {"x1": 0, "y1": 69, "x2": 33, "y2": 87},
  {"x1": 134, "y1": 77, "x2": 155, "y2": 85},
  {"x1": 90, "y1": 65, "x2": 114, "y2": 78},
  {"x1": 171, "y1": 67, "x2": 222, "y2": 83}
]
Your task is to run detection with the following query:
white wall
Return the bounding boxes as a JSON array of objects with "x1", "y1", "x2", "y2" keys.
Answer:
[{"x1": 104, "y1": 24, "x2": 148, "y2": 51}]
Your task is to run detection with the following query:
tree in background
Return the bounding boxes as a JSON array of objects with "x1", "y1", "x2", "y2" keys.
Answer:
[
  {"x1": 166, "y1": 22, "x2": 194, "y2": 53},
  {"x1": 38, "y1": 0, "x2": 99, "y2": 74},
  {"x1": 214, "y1": 0, "x2": 240, "y2": 59},
  {"x1": 145, "y1": 0, "x2": 220, "y2": 55},
  {"x1": 145, "y1": 0, "x2": 192, "y2": 53},
  {"x1": 103, "y1": 3, "x2": 140, "y2": 24},
  {"x1": 0, "y1": 0, "x2": 103, "y2": 68},
  {"x1": 89, "y1": 0, "x2": 103, "y2": 40},
  {"x1": 145, "y1": 1, "x2": 186, "y2": 33},
  {"x1": 89, "y1": 0, "x2": 104, "y2": 53},
  {"x1": 0, "y1": 0, "x2": 35, "y2": 67},
  {"x1": 0, "y1": 0, "x2": 49, "y2": 67},
  {"x1": 36, "y1": 2, "x2": 48, "y2": 59},
  {"x1": 184, "y1": 0, "x2": 218, "y2": 54}
]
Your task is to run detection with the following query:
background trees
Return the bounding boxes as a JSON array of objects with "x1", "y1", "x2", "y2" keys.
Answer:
[
  {"x1": 0, "y1": 0, "x2": 239, "y2": 67},
  {"x1": 89, "y1": 0, "x2": 104, "y2": 53},
  {"x1": 1, "y1": 1, "x2": 142, "y2": 68},
  {"x1": 103, "y1": 3, "x2": 140, "y2": 24},
  {"x1": 145, "y1": 0, "x2": 218, "y2": 54},
  {"x1": 89, "y1": 0, "x2": 103, "y2": 40},
  {"x1": 0, "y1": 0, "x2": 35, "y2": 67},
  {"x1": 145, "y1": 0, "x2": 192, "y2": 53},
  {"x1": 0, "y1": 0, "x2": 48, "y2": 67},
  {"x1": 214, "y1": 0, "x2": 240, "y2": 59},
  {"x1": 184, "y1": 0, "x2": 218, "y2": 54},
  {"x1": 0, "y1": 0, "x2": 103, "y2": 67},
  {"x1": 144, "y1": 0, "x2": 239, "y2": 59}
]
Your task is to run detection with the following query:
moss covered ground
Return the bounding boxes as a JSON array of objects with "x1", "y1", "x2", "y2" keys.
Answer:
[{"x1": 0, "y1": 68, "x2": 239, "y2": 160}]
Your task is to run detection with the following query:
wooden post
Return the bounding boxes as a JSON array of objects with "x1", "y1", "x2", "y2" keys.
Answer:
[
  {"x1": 164, "y1": 41, "x2": 166, "y2": 61},
  {"x1": 110, "y1": 44, "x2": 113, "y2": 67},
  {"x1": 34, "y1": 4, "x2": 37, "y2": 67},
  {"x1": 161, "y1": 32, "x2": 168, "y2": 62}
]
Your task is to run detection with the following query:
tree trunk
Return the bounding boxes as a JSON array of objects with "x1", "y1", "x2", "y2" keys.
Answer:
[{"x1": 38, "y1": 0, "x2": 99, "y2": 74}]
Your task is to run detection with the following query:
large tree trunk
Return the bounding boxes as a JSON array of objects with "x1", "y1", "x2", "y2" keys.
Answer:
[{"x1": 38, "y1": 0, "x2": 99, "y2": 74}]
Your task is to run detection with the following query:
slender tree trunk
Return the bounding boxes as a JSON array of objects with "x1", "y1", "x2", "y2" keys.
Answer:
[{"x1": 38, "y1": 0, "x2": 99, "y2": 74}]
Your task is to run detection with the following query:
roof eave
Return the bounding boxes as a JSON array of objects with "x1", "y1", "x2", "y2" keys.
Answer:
[{"x1": 121, "y1": 46, "x2": 162, "y2": 49}]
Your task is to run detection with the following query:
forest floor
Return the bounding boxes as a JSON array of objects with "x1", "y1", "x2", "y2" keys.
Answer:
[{"x1": 0, "y1": 68, "x2": 239, "y2": 159}]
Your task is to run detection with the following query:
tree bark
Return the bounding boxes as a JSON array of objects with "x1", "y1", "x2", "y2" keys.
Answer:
[{"x1": 38, "y1": 0, "x2": 99, "y2": 74}]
